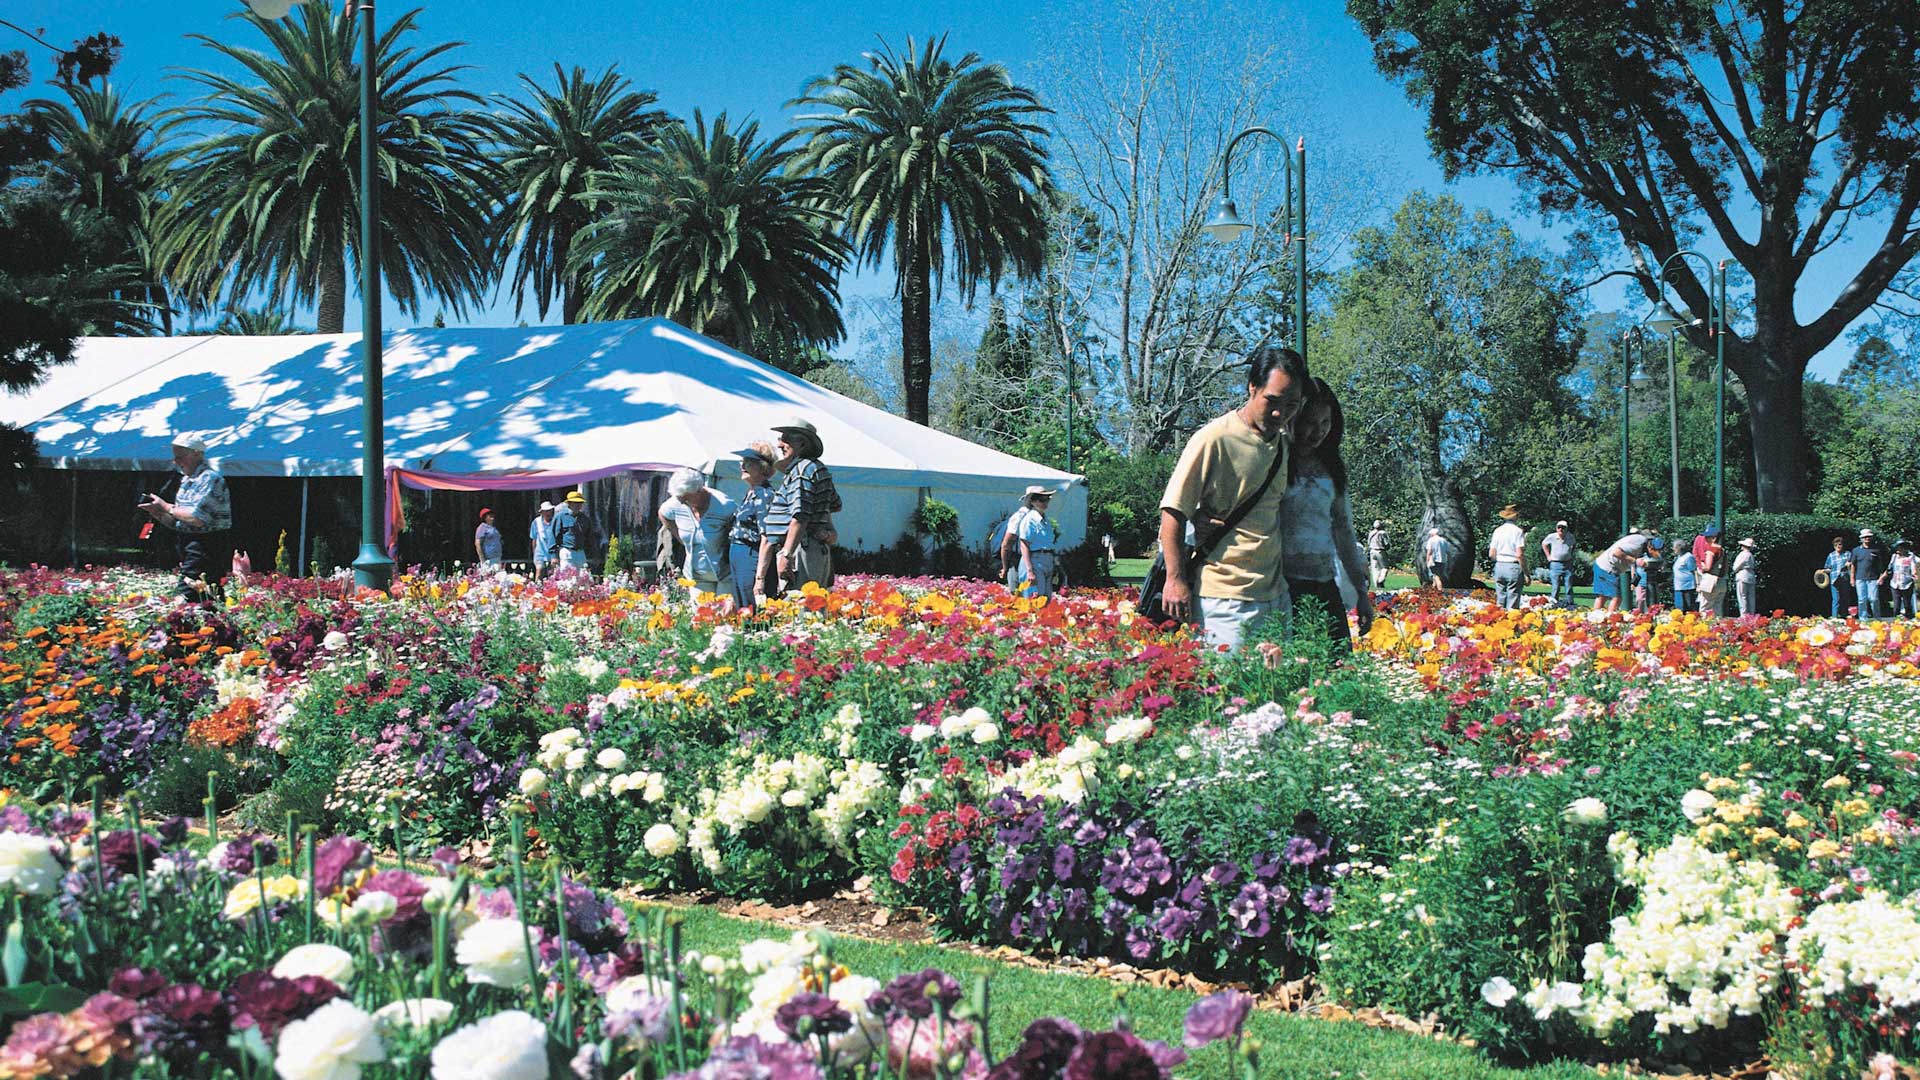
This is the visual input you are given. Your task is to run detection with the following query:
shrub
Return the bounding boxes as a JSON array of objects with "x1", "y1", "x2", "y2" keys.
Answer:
[
  {"x1": 273, "y1": 529, "x2": 292, "y2": 576},
  {"x1": 1658, "y1": 513, "x2": 1867, "y2": 615}
]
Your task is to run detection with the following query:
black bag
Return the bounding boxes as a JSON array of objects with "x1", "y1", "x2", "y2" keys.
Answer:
[{"x1": 1137, "y1": 445, "x2": 1287, "y2": 623}]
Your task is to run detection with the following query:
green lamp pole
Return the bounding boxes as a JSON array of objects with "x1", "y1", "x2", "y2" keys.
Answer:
[
  {"x1": 242, "y1": 0, "x2": 393, "y2": 590},
  {"x1": 1620, "y1": 327, "x2": 1635, "y2": 537},
  {"x1": 1201, "y1": 130, "x2": 1307, "y2": 360},
  {"x1": 1654, "y1": 251, "x2": 1727, "y2": 537}
]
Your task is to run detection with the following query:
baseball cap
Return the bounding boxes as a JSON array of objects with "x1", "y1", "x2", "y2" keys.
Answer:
[{"x1": 171, "y1": 433, "x2": 207, "y2": 452}]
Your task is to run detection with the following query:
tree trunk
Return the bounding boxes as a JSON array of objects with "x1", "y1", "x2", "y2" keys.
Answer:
[
  {"x1": 316, "y1": 251, "x2": 347, "y2": 334},
  {"x1": 1742, "y1": 364, "x2": 1810, "y2": 513},
  {"x1": 1413, "y1": 413, "x2": 1475, "y2": 586},
  {"x1": 900, "y1": 240, "x2": 933, "y2": 426}
]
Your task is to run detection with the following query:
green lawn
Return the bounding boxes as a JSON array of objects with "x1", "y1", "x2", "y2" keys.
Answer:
[
  {"x1": 640, "y1": 901, "x2": 1595, "y2": 1080},
  {"x1": 1106, "y1": 558, "x2": 1598, "y2": 607}
]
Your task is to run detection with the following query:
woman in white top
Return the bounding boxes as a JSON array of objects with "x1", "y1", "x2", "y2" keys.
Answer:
[
  {"x1": 1732, "y1": 536, "x2": 1759, "y2": 617},
  {"x1": 1593, "y1": 530, "x2": 1653, "y2": 613},
  {"x1": 1278, "y1": 379, "x2": 1374, "y2": 651}
]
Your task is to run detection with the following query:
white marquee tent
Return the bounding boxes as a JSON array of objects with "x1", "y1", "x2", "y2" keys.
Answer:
[{"x1": 12, "y1": 318, "x2": 1085, "y2": 555}]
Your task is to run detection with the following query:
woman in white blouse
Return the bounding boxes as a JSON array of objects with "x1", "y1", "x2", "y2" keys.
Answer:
[
  {"x1": 1732, "y1": 537, "x2": 1760, "y2": 617},
  {"x1": 1277, "y1": 379, "x2": 1375, "y2": 651}
]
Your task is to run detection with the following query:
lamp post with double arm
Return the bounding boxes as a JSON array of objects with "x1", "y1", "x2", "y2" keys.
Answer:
[
  {"x1": 1201, "y1": 129, "x2": 1307, "y2": 361},
  {"x1": 1654, "y1": 252, "x2": 1728, "y2": 537}
]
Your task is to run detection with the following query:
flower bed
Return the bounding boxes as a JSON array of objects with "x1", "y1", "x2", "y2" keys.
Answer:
[{"x1": 4, "y1": 569, "x2": 1920, "y2": 1074}]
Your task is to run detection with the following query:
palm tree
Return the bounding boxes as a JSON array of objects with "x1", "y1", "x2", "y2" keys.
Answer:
[
  {"x1": 570, "y1": 113, "x2": 850, "y2": 352},
  {"x1": 27, "y1": 81, "x2": 174, "y2": 327},
  {"x1": 213, "y1": 308, "x2": 309, "y2": 335},
  {"x1": 791, "y1": 35, "x2": 1052, "y2": 425},
  {"x1": 157, "y1": 5, "x2": 496, "y2": 333},
  {"x1": 490, "y1": 64, "x2": 668, "y2": 324}
]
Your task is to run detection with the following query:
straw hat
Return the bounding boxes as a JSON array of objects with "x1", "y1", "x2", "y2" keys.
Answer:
[
  {"x1": 1498, "y1": 504, "x2": 1520, "y2": 520},
  {"x1": 1738, "y1": 537, "x2": 1757, "y2": 549},
  {"x1": 1023, "y1": 485, "x2": 1057, "y2": 500}
]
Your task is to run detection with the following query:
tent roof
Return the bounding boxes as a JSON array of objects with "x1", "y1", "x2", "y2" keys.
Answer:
[{"x1": 12, "y1": 319, "x2": 1080, "y2": 493}]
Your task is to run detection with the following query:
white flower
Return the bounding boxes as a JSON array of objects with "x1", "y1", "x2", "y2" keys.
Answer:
[
  {"x1": 420, "y1": 877, "x2": 457, "y2": 914},
  {"x1": 595, "y1": 747, "x2": 628, "y2": 771},
  {"x1": 738, "y1": 787, "x2": 774, "y2": 825},
  {"x1": 372, "y1": 998, "x2": 454, "y2": 1031},
  {"x1": 971, "y1": 723, "x2": 1000, "y2": 744},
  {"x1": 274, "y1": 999, "x2": 384, "y2": 1080},
  {"x1": 1103, "y1": 715, "x2": 1153, "y2": 745},
  {"x1": 1680, "y1": 788, "x2": 1717, "y2": 823},
  {"x1": 517, "y1": 769, "x2": 548, "y2": 798},
  {"x1": 1481, "y1": 976, "x2": 1517, "y2": 1008},
  {"x1": 429, "y1": 1010, "x2": 550, "y2": 1080},
  {"x1": 273, "y1": 943, "x2": 356, "y2": 984},
  {"x1": 322, "y1": 631, "x2": 348, "y2": 650},
  {"x1": 563, "y1": 748, "x2": 589, "y2": 772},
  {"x1": 908, "y1": 724, "x2": 936, "y2": 743},
  {"x1": 0, "y1": 833, "x2": 64, "y2": 897},
  {"x1": 643, "y1": 824, "x2": 682, "y2": 859},
  {"x1": 456, "y1": 919, "x2": 536, "y2": 988},
  {"x1": 351, "y1": 890, "x2": 399, "y2": 925},
  {"x1": 1562, "y1": 797, "x2": 1608, "y2": 826}
]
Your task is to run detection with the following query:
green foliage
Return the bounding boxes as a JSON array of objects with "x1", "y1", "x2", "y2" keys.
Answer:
[
  {"x1": 136, "y1": 741, "x2": 272, "y2": 817},
  {"x1": 603, "y1": 534, "x2": 631, "y2": 577},
  {"x1": 273, "y1": 529, "x2": 291, "y2": 577},
  {"x1": 791, "y1": 35, "x2": 1052, "y2": 424},
  {"x1": 913, "y1": 497, "x2": 962, "y2": 551},
  {"x1": 157, "y1": 4, "x2": 497, "y2": 331},
  {"x1": 308, "y1": 535, "x2": 334, "y2": 577},
  {"x1": 1658, "y1": 513, "x2": 1868, "y2": 616},
  {"x1": 570, "y1": 112, "x2": 849, "y2": 351}
]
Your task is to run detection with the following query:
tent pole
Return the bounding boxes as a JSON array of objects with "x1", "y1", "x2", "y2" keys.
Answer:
[
  {"x1": 69, "y1": 472, "x2": 78, "y2": 567},
  {"x1": 298, "y1": 478, "x2": 310, "y2": 578}
]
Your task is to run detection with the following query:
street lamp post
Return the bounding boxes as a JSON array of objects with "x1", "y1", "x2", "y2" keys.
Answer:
[
  {"x1": 1620, "y1": 328, "x2": 1635, "y2": 537},
  {"x1": 243, "y1": 0, "x2": 392, "y2": 591},
  {"x1": 1644, "y1": 316, "x2": 1690, "y2": 521},
  {"x1": 1201, "y1": 130, "x2": 1307, "y2": 361},
  {"x1": 1654, "y1": 252, "x2": 1728, "y2": 537}
]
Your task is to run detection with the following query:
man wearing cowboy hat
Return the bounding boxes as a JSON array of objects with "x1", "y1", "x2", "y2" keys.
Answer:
[
  {"x1": 529, "y1": 501, "x2": 560, "y2": 581},
  {"x1": 760, "y1": 418, "x2": 842, "y2": 597},
  {"x1": 728, "y1": 442, "x2": 779, "y2": 611},
  {"x1": 1487, "y1": 504, "x2": 1528, "y2": 610},
  {"x1": 139, "y1": 432, "x2": 233, "y2": 600},
  {"x1": 1013, "y1": 486, "x2": 1062, "y2": 598},
  {"x1": 1849, "y1": 527, "x2": 1886, "y2": 619},
  {"x1": 555, "y1": 489, "x2": 597, "y2": 576}
]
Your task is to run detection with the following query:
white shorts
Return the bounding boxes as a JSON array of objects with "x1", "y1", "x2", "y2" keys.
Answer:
[{"x1": 1196, "y1": 594, "x2": 1285, "y2": 651}]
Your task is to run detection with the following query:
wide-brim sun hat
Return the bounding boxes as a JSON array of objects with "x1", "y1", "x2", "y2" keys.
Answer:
[
  {"x1": 1739, "y1": 537, "x2": 1757, "y2": 548},
  {"x1": 1499, "y1": 504, "x2": 1520, "y2": 519},
  {"x1": 538, "y1": 501, "x2": 556, "y2": 512},
  {"x1": 565, "y1": 490, "x2": 585, "y2": 504},
  {"x1": 1024, "y1": 484, "x2": 1056, "y2": 499},
  {"x1": 772, "y1": 417, "x2": 824, "y2": 455},
  {"x1": 171, "y1": 433, "x2": 207, "y2": 453},
  {"x1": 1897, "y1": 538, "x2": 1913, "y2": 550}
]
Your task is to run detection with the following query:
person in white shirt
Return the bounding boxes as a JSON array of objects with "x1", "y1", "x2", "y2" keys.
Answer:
[
  {"x1": 1592, "y1": 529, "x2": 1652, "y2": 613},
  {"x1": 1889, "y1": 538, "x2": 1917, "y2": 619},
  {"x1": 1732, "y1": 536, "x2": 1760, "y2": 617},
  {"x1": 1487, "y1": 505, "x2": 1528, "y2": 609},
  {"x1": 1423, "y1": 527, "x2": 1454, "y2": 588},
  {"x1": 1540, "y1": 520, "x2": 1577, "y2": 607},
  {"x1": 1015, "y1": 487, "x2": 1061, "y2": 597},
  {"x1": 1366, "y1": 520, "x2": 1390, "y2": 589},
  {"x1": 658, "y1": 467, "x2": 736, "y2": 602}
]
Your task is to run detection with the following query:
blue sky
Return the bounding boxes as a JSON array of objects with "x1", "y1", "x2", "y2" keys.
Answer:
[{"x1": 3, "y1": 0, "x2": 1881, "y2": 378}]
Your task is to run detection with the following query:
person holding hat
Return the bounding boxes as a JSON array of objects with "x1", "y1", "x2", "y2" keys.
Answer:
[
  {"x1": 995, "y1": 491, "x2": 1042, "y2": 589},
  {"x1": 1732, "y1": 536, "x2": 1760, "y2": 617},
  {"x1": 1014, "y1": 486, "x2": 1061, "y2": 598},
  {"x1": 1487, "y1": 504, "x2": 1528, "y2": 610},
  {"x1": 530, "y1": 501, "x2": 560, "y2": 581},
  {"x1": 1366, "y1": 519, "x2": 1390, "y2": 590},
  {"x1": 1541, "y1": 520, "x2": 1576, "y2": 607},
  {"x1": 474, "y1": 508, "x2": 503, "y2": 569},
  {"x1": 1849, "y1": 528, "x2": 1886, "y2": 619},
  {"x1": 1692, "y1": 524, "x2": 1727, "y2": 615},
  {"x1": 1822, "y1": 535, "x2": 1852, "y2": 616},
  {"x1": 760, "y1": 418, "x2": 841, "y2": 597},
  {"x1": 728, "y1": 442, "x2": 779, "y2": 611},
  {"x1": 140, "y1": 433, "x2": 234, "y2": 600},
  {"x1": 659, "y1": 467, "x2": 735, "y2": 602},
  {"x1": 1888, "y1": 538, "x2": 1917, "y2": 619}
]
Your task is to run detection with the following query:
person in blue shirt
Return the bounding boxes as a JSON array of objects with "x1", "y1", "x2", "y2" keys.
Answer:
[
  {"x1": 1015, "y1": 486, "x2": 1061, "y2": 597},
  {"x1": 1672, "y1": 544, "x2": 1697, "y2": 612},
  {"x1": 529, "y1": 501, "x2": 560, "y2": 580},
  {"x1": 1823, "y1": 535, "x2": 1852, "y2": 617}
]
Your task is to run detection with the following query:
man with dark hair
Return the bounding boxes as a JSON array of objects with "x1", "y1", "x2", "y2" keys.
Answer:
[
  {"x1": 139, "y1": 433, "x2": 232, "y2": 600},
  {"x1": 1157, "y1": 346, "x2": 1311, "y2": 650}
]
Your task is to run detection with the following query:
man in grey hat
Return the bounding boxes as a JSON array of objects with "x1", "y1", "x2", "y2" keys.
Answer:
[
  {"x1": 995, "y1": 487, "x2": 1044, "y2": 589},
  {"x1": 760, "y1": 418, "x2": 841, "y2": 597},
  {"x1": 1013, "y1": 486, "x2": 1062, "y2": 597},
  {"x1": 139, "y1": 433, "x2": 233, "y2": 600},
  {"x1": 1850, "y1": 528, "x2": 1886, "y2": 619}
]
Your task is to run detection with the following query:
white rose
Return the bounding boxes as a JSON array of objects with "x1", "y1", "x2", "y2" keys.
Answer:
[
  {"x1": 322, "y1": 631, "x2": 349, "y2": 650},
  {"x1": 564, "y1": 748, "x2": 589, "y2": 772},
  {"x1": 351, "y1": 890, "x2": 399, "y2": 925},
  {"x1": 372, "y1": 998, "x2": 455, "y2": 1032},
  {"x1": 960, "y1": 706, "x2": 992, "y2": 728},
  {"x1": 739, "y1": 787, "x2": 774, "y2": 824},
  {"x1": 1562, "y1": 798, "x2": 1608, "y2": 826},
  {"x1": 273, "y1": 943, "x2": 357, "y2": 984},
  {"x1": 275, "y1": 999, "x2": 384, "y2": 1080},
  {"x1": 1680, "y1": 789, "x2": 1717, "y2": 823},
  {"x1": 1480, "y1": 976, "x2": 1517, "y2": 1008},
  {"x1": 429, "y1": 1010, "x2": 550, "y2": 1080},
  {"x1": 909, "y1": 724, "x2": 936, "y2": 743},
  {"x1": 517, "y1": 769, "x2": 548, "y2": 798},
  {"x1": 0, "y1": 833, "x2": 64, "y2": 897},
  {"x1": 643, "y1": 824, "x2": 682, "y2": 859},
  {"x1": 780, "y1": 789, "x2": 808, "y2": 808},
  {"x1": 596, "y1": 747, "x2": 628, "y2": 771},
  {"x1": 642, "y1": 778, "x2": 667, "y2": 803},
  {"x1": 456, "y1": 919, "x2": 536, "y2": 988},
  {"x1": 971, "y1": 723, "x2": 999, "y2": 745}
]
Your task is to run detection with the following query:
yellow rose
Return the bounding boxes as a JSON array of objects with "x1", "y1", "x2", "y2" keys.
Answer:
[
  {"x1": 1807, "y1": 840, "x2": 1841, "y2": 860},
  {"x1": 1785, "y1": 812, "x2": 1810, "y2": 830},
  {"x1": 223, "y1": 875, "x2": 307, "y2": 920}
]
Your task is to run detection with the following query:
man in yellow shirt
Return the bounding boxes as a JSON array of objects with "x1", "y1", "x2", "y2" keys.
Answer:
[{"x1": 1157, "y1": 346, "x2": 1312, "y2": 650}]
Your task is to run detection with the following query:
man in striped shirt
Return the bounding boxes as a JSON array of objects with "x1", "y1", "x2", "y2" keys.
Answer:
[{"x1": 759, "y1": 418, "x2": 842, "y2": 598}]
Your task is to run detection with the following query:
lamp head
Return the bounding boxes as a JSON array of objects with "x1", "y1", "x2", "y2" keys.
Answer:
[
  {"x1": 244, "y1": 0, "x2": 303, "y2": 19},
  {"x1": 1647, "y1": 316, "x2": 1686, "y2": 335},
  {"x1": 1202, "y1": 197, "x2": 1251, "y2": 242}
]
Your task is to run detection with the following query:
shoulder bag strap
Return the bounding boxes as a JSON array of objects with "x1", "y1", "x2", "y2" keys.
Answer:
[{"x1": 1195, "y1": 440, "x2": 1288, "y2": 564}]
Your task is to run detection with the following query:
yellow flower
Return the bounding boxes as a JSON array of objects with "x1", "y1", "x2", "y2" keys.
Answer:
[
  {"x1": 1807, "y1": 839, "x2": 1842, "y2": 860},
  {"x1": 1821, "y1": 775, "x2": 1851, "y2": 790},
  {"x1": 1704, "y1": 776, "x2": 1738, "y2": 792},
  {"x1": 1785, "y1": 812, "x2": 1811, "y2": 830},
  {"x1": 1838, "y1": 798, "x2": 1872, "y2": 818},
  {"x1": 223, "y1": 875, "x2": 307, "y2": 920},
  {"x1": 1751, "y1": 827, "x2": 1781, "y2": 844}
]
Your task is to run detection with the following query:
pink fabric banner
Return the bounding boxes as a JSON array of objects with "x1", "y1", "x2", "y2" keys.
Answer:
[{"x1": 385, "y1": 463, "x2": 682, "y2": 557}]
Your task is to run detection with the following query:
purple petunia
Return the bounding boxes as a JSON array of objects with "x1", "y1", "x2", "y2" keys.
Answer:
[
  {"x1": 1183, "y1": 990, "x2": 1254, "y2": 1047},
  {"x1": 1227, "y1": 882, "x2": 1272, "y2": 938},
  {"x1": 1303, "y1": 884, "x2": 1334, "y2": 914}
]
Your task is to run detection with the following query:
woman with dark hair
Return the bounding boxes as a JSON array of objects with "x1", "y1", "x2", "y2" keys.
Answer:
[{"x1": 1276, "y1": 378, "x2": 1374, "y2": 650}]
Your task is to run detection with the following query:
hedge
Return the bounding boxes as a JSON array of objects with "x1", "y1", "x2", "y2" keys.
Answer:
[{"x1": 1658, "y1": 513, "x2": 1874, "y2": 616}]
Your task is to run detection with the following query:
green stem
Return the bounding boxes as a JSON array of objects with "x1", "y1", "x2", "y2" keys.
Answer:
[
  {"x1": 124, "y1": 796, "x2": 148, "y2": 913},
  {"x1": 552, "y1": 865, "x2": 575, "y2": 1042},
  {"x1": 206, "y1": 771, "x2": 219, "y2": 841},
  {"x1": 507, "y1": 812, "x2": 542, "y2": 1011}
]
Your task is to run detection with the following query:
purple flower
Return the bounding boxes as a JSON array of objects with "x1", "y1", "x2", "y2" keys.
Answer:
[
  {"x1": 1227, "y1": 883, "x2": 1272, "y2": 938},
  {"x1": 1203, "y1": 862, "x2": 1240, "y2": 887},
  {"x1": 1062, "y1": 888, "x2": 1091, "y2": 923},
  {"x1": 1064, "y1": 1030, "x2": 1184, "y2": 1080},
  {"x1": 1282, "y1": 837, "x2": 1322, "y2": 866},
  {"x1": 141, "y1": 983, "x2": 230, "y2": 1057},
  {"x1": 361, "y1": 869, "x2": 429, "y2": 923},
  {"x1": 156, "y1": 817, "x2": 192, "y2": 846},
  {"x1": 774, "y1": 992, "x2": 852, "y2": 1039},
  {"x1": 227, "y1": 971, "x2": 341, "y2": 1038},
  {"x1": 429, "y1": 847, "x2": 460, "y2": 875},
  {"x1": 987, "y1": 1018, "x2": 1083, "y2": 1080},
  {"x1": 1073, "y1": 819, "x2": 1107, "y2": 845},
  {"x1": 109, "y1": 968, "x2": 168, "y2": 1001},
  {"x1": 1124, "y1": 925, "x2": 1156, "y2": 961},
  {"x1": 666, "y1": 1035, "x2": 823, "y2": 1080},
  {"x1": 604, "y1": 994, "x2": 672, "y2": 1045},
  {"x1": 472, "y1": 886, "x2": 519, "y2": 919},
  {"x1": 1183, "y1": 990, "x2": 1253, "y2": 1047},
  {"x1": 98, "y1": 830, "x2": 160, "y2": 876},
  {"x1": 1303, "y1": 884, "x2": 1334, "y2": 914},
  {"x1": 1153, "y1": 901, "x2": 1198, "y2": 942},
  {"x1": 310, "y1": 836, "x2": 371, "y2": 897},
  {"x1": 0, "y1": 806, "x2": 36, "y2": 833},
  {"x1": 866, "y1": 969, "x2": 962, "y2": 1021},
  {"x1": 1052, "y1": 844, "x2": 1077, "y2": 881}
]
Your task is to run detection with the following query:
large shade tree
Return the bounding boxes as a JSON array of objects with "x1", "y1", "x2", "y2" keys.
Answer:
[
  {"x1": 27, "y1": 81, "x2": 173, "y2": 325},
  {"x1": 1348, "y1": 0, "x2": 1920, "y2": 512},
  {"x1": 569, "y1": 113, "x2": 850, "y2": 352},
  {"x1": 791, "y1": 35, "x2": 1052, "y2": 425},
  {"x1": 158, "y1": 5, "x2": 496, "y2": 333},
  {"x1": 490, "y1": 64, "x2": 668, "y2": 324}
]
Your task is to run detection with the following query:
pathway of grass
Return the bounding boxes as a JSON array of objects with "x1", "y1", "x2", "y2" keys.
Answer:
[{"x1": 638, "y1": 901, "x2": 1595, "y2": 1080}]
